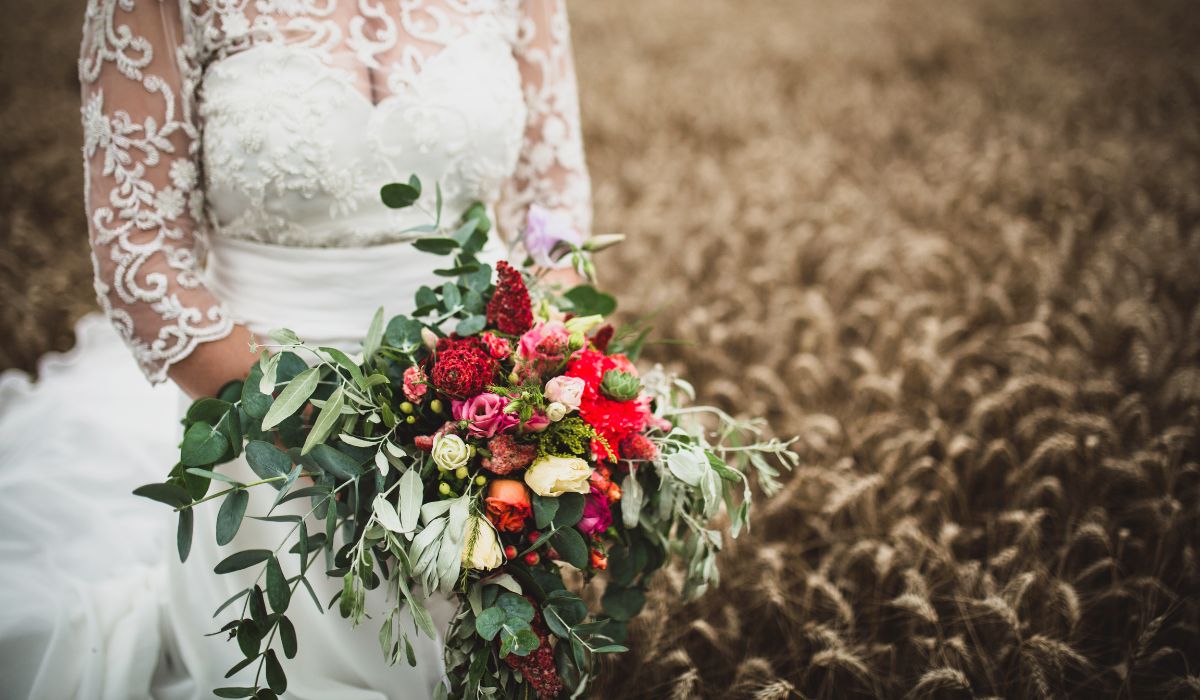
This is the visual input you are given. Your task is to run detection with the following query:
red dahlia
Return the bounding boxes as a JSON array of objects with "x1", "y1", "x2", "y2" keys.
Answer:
[
  {"x1": 431, "y1": 337, "x2": 495, "y2": 398},
  {"x1": 565, "y1": 349, "x2": 650, "y2": 461},
  {"x1": 591, "y1": 324, "x2": 614, "y2": 352},
  {"x1": 486, "y1": 261, "x2": 533, "y2": 335}
]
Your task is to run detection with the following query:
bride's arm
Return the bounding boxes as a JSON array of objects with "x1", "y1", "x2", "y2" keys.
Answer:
[
  {"x1": 80, "y1": 0, "x2": 256, "y2": 398},
  {"x1": 498, "y1": 0, "x2": 593, "y2": 282}
]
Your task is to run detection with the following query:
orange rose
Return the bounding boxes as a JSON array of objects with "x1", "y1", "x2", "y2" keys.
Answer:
[{"x1": 485, "y1": 479, "x2": 532, "y2": 533}]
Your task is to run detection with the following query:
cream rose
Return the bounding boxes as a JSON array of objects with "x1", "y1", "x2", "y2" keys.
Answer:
[
  {"x1": 544, "y1": 375, "x2": 585, "y2": 412},
  {"x1": 432, "y1": 433, "x2": 474, "y2": 472},
  {"x1": 524, "y1": 455, "x2": 593, "y2": 497},
  {"x1": 461, "y1": 515, "x2": 503, "y2": 571}
]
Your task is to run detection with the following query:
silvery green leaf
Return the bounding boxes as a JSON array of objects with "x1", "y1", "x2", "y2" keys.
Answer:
[
  {"x1": 301, "y1": 386, "x2": 344, "y2": 455},
  {"x1": 258, "y1": 353, "x2": 280, "y2": 394},
  {"x1": 374, "y1": 450, "x2": 390, "y2": 477},
  {"x1": 366, "y1": 413, "x2": 381, "y2": 423},
  {"x1": 701, "y1": 468, "x2": 722, "y2": 518},
  {"x1": 411, "y1": 516, "x2": 447, "y2": 571},
  {"x1": 262, "y1": 367, "x2": 319, "y2": 431},
  {"x1": 363, "y1": 307, "x2": 384, "y2": 360},
  {"x1": 372, "y1": 494, "x2": 405, "y2": 533},
  {"x1": 420, "y1": 499, "x2": 452, "y2": 524},
  {"x1": 269, "y1": 328, "x2": 302, "y2": 345},
  {"x1": 338, "y1": 433, "x2": 378, "y2": 448},
  {"x1": 398, "y1": 468, "x2": 423, "y2": 534},
  {"x1": 436, "y1": 528, "x2": 462, "y2": 591},
  {"x1": 386, "y1": 442, "x2": 406, "y2": 458},
  {"x1": 483, "y1": 573, "x2": 522, "y2": 595},
  {"x1": 621, "y1": 468, "x2": 642, "y2": 528},
  {"x1": 447, "y1": 494, "x2": 470, "y2": 545},
  {"x1": 666, "y1": 448, "x2": 706, "y2": 487}
]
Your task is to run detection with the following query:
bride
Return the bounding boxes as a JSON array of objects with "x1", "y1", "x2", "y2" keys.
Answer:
[{"x1": 0, "y1": 0, "x2": 591, "y2": 698}]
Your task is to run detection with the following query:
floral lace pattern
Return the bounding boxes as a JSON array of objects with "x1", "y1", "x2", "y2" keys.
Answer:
[{"x1": 79, "y1": 0, "x2": 591, "y2": 383}]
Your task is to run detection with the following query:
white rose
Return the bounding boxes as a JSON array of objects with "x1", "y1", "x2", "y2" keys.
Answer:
[
  {"x1": 524, "y1": 455, "x2": 593, "y2": 497},
  {"x1": 544, "y1": 375, "x2": 586, "y2": 412},
  {"x1": 545, "y1": 402, "x2": 567, "y2": 422},
  {"x1": 432, "y1": 433, "x2": 474, "y2": 472},
  {"x1": 461, "y1": 515, "x2": 503, "y2": 571}
]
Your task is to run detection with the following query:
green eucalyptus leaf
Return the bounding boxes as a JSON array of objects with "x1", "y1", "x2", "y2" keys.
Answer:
[
  {"x1": 216, "y1": 489, "x2": 249, "y2": 546},
  {"x1": 177, "y1": 508, "x2": 194, "y2": 562},
  {"x1": 279, "y1": 615, "x2": 298, "y2": 658},
  {"x1": 181, "y1": 421, "x2": 228, "y2": 467},
  {"x1": 454, "y1": 315, "x2": 486, "y2": 337},
  {"x1": 301, "y1": 385, "x2": 344, "y2": 455},
  {"x1": 601, "y1": 585, "x2": 646, "y2": 621},
  {"x1": 474, "y1": 607, "x2": 507, "y2": 641},
  {"x1": 550, "y1": 527, "x2": 588, "y2": 570},
  {"x1": 531, "y1": 493, "x2": 559, "y2": 529},
  {"x1": 245, "y1": 440, "x2": 292, "y2": 481},
  {"x1": 412, "y1": 237, "x2": 459, "y2": 255},
  {"x1": 214, "y1": 549, "x2": 273, "y2": 575},
  {"x1": 563, "y1": 285, "x2": 617, "y2": 316},
  {"x1": 441, "y1": 282, "x2": 461, "y2": 309},
  {"x1": 265, "y1": 649, "x2": 287, "y2": 694},
  {"x1": 133, "y1": 482, "x2": 190, "y2": 508},
  {"x1": 266, "y1": 555, "x2": 290, "y2": 612},
  {"x1": 551, "y1": 492, "x2": 586, "y2": 528},
  {"x1": 310, "y1": 443, "x2": 364, "y2": 480},
  {"x1": 496, "y1": 591, "x2": 535, "y2": 623},
  {"x1": 363, "y1": 307, "x2": 385, "y2": 360},
  {"x1": 381, "y1": 182, "x2": 420, "y2": 209}
]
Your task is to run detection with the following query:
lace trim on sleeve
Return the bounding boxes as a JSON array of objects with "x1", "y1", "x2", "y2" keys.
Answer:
[
  {"x1": 80, "y1": 0, "x2": 233, "y2": 384},
  {"x1": 498, "y1": 0, "x2": 593, "y2": 245}
]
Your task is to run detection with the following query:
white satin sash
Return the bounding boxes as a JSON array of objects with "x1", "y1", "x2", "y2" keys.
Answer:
[{"x1": 206, "y1": 235, "x2": 505, "y2": 347}]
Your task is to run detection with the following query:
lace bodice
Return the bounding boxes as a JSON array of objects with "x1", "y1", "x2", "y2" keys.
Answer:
[{"x1": 80, "y1": 0, "x2": 591, "y2": 383}]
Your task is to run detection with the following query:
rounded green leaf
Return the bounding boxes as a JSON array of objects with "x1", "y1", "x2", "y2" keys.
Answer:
[
  {"x1": 474, "y1": 607, "x2": 507, "y2": 641},
  {"x1": 181, "y1": 421, "x2": 229, "y2": 467},
  {"x1": 550, "y1": 527, "x2": 588, "y2": 570}
]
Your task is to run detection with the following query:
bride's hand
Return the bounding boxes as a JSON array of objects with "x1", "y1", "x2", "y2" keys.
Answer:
[{"x1": 168, "y1": 324, "x2": 260, "y2": 399}]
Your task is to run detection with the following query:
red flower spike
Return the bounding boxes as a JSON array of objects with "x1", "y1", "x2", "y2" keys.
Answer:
[
  {"x1": 591, "y1": 324, "x2": 615, "y2": 352},
  {"x1": 486, "y1": 261, "x2": 533, "y2": 336},
  {"x1": 504, "y1": 604, "x2": 565, "y2": 699}
]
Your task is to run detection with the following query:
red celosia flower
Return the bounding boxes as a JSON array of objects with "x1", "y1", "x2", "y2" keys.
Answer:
[
  {"x1": 565, "y1": 350, "x2": 650, "y2": 461},
  {"x1": 481, "y1": 434, "x2": 537, "y2": 475},
  {"x1": 486, "y1": 261, "x2": 533, "y2": 336},
  {"x1": 504, "y1": 605, "x2": 565, "y2": 700},
  {"x1": 431, "y1": 337, "x2": 495, "y2": 398},
  {"x1": 591, "y1": 324, "x2": 614, "y2": 352},
  {"x1": 619, "y1": 433, "x2": 658, "y2": 461}
]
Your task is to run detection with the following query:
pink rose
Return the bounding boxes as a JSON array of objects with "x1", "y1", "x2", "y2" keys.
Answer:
[
  {"x1": 403, "y1": 365, "x2": 429, "y2": 403},
  {"x1": 577, "y1": 492, "x2": 613, "y2": 536},
  {"x1": 516, "y1": 321, "x2": 571, "y2": 379},
  {"x1": 519, "y1": 412, "x2": 551, "y2": 433},
  {"x1": 481, "y1": 332, "x2": 512, "y2": 360},
  {"x1": 452, "y1": 393, "x2": 519, "y2": 439},
  {"x1": 544, "y1": 375, "x2": 585, "y2": 412}
]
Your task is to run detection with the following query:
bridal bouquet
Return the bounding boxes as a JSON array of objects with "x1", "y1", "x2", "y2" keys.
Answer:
[{"x1": 135, "y1": 177, "x2": 796, "y2": 699}]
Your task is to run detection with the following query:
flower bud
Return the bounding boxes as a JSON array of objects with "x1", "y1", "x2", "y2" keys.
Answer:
[
  {"x1": 564, "y1": 314, "x2": 604, "y2": 335},
  {"x1": 421, "y1": 327, "x2": 439, "y2": 350},
  {"x1": 568, "y1": 332, "x2": 586, "y2": 351},
  {"x1": 545, "y1": 401, "x2": 567, "y2": 422},
  {"x1": 438, "y1": 482, "x2": 451, "y2": 495},
  {"x1": 430, "y1": 399, "x2": 444, "y2": 414},
  {"x1": 455, "y1": 466, "x2": 469, "y2": 480}
]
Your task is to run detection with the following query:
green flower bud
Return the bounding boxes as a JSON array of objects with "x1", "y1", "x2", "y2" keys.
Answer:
[
  {"x1": 400, "y1": 401, "x2": 414, "y2": 414},
  {"x1": 474, "y1": 475, "x2": 488, "y2": 486},
  {"x1": 438, "y1": 482, "x2": 451, "y2": 495},
  {"x1": 455, "y1": 466, "x2": 469, "y2": 480},
  {"x1": 430, "y1": 399, "x2": 444, "y2": 414},
  {"x1": 405, "y1": 415, "x2": 416, "y2": 424}
]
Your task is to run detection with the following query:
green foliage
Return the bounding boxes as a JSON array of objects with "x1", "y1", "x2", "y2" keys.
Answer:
[{"x1": 536, "y1": 416, "x2": 595, "y2": 458}]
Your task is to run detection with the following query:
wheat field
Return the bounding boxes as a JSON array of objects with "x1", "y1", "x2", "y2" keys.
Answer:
[{"x1": 2, "y1": 0, "x2": 1199, "y2": 698}]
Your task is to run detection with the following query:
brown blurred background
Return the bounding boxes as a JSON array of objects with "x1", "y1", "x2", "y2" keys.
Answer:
[{"x1": 3, "y1": 0, "x2": 1200, "y2": 698}]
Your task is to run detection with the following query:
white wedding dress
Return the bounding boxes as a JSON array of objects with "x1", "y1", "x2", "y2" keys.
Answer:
[{"x1": 0, "y1": 1, "x2": 590, "y2": 698}]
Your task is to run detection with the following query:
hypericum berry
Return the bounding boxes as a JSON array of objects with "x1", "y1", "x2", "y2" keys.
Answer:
[
  {"x1": 527, "y1": 530, "x2": 541, "y2": 543},
  {"x1": 504, "y1": 545, "x2": 518, "y2": 560},
  {"x1": 546, "y1": 548, "x2": 560, "y2": 561},
  {"x1": 523, "y1": 552, "x2": 540, "y2": 566},
  {"x1": 455, "y1": 466, "x2": 469, "y2": 480},
  {"x1": 590, "y1": 549, "x2": 608, "y2": 570},
  {"x1": 438, "y1": 482, "x2": 451, "y2": 495},
  {"x1": 474, "y1": 475, "x2": 488, "y2": 486},
  {"x1": 400, "y1": 401, "x2": 414, "y2": 414},
  {"x1": 405, "y1": 415, "x2": 416, "y2": 424},
  {"x1": 430, "y1": 399, "x2": 444, "y2": 414}
]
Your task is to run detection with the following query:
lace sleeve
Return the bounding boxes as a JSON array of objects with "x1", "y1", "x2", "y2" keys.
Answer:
[
  {"x1": 498, "y1": 0, "x2": 593, "y2": 243},
  {"x1": 80, "y1": 0, "x2": 232, "y2": 384}
]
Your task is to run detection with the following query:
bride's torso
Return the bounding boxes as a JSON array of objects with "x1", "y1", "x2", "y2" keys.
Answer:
[{"x1": 192, "y1": 1, "x2": 526, "y2": 247}]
